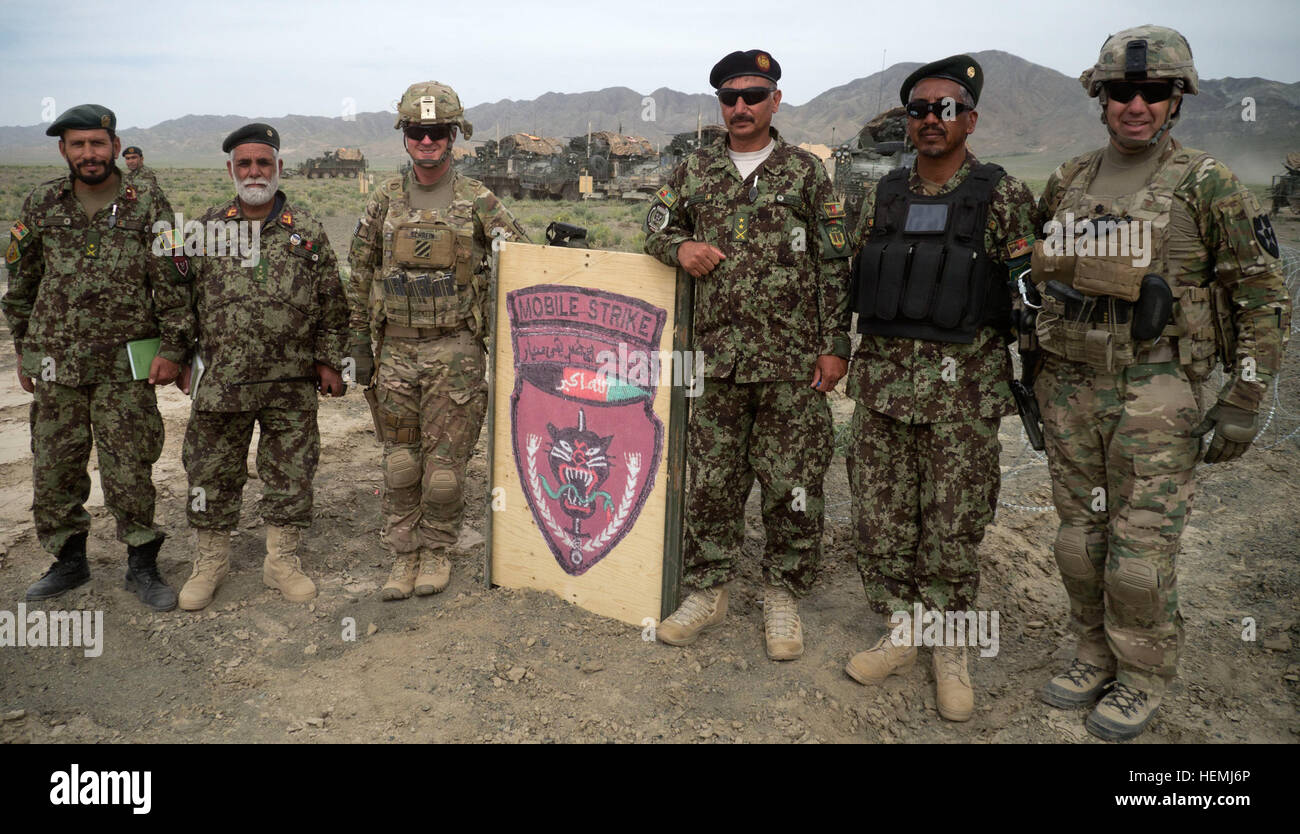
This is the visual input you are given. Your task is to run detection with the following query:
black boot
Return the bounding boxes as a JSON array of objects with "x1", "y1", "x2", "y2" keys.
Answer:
[
  {"x1": 125, "y1": 538, "x2": 178, "y2": 612},
  {"x1": 26, "y1": 532, "x2": 91, "y2": 601}
]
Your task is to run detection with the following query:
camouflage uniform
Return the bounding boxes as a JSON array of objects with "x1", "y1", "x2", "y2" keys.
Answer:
[
  {"x1": 3, "y1": 173, "x2": 192, "y2": 553},
  {"x1": 1035, "y1": 138, "x2": 1291, "y2": 694},
  {"x1": 847, "y1": 153, "x2": 1037, "y2": 614},
  {"x1": 348, "y1": 169, "x2": 527, "y2": 556},
  {"x1": 182, "y1": 194, "x2": 348, "y2": 531},
  {"x1": 126, "y1": 164, "x2": 160, "y2": 190},
  {"x1": 644, "y1": 127, "x2": 853, "y2": 594}
]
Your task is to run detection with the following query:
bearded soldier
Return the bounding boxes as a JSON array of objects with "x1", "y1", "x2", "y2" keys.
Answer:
[
  {"x1": 1033, "y1": 26, "x2": 1290, "y2": 740},
  {"x1": 348, "y1": 81, "x2": 528, "y2": 600}
]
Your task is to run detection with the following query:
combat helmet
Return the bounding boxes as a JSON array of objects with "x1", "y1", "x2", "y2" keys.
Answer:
[
  {"x1": 1080, "y1": 25, "x2": 1197, "y2": 146},
  {"x1": 395, "y1": 81, "x2": 473, "y2": 139}
]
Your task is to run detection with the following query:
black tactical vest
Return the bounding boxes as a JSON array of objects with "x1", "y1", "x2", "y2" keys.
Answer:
[{"x1": 852, "y1": 163, "x2": 1012, "y2": 344}]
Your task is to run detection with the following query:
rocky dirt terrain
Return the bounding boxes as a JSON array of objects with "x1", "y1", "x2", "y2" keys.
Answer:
[{"x1": 0, "y1": 189, "x2": 1296, "y2": 746}]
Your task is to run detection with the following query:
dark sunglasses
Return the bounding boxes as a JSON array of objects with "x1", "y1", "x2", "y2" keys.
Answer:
[
  {"x1": 1104, "y1": 80, "x2": 1175, "y2": 104},
  {"x1": 905, "y1": 99, "x2": 973, "y2": 120},
  {"x1": 404, "y1": 124, "x2": 454, "y2": 142},
  {"x1": 717, "y1": 86, "x2": 775, "y2": 107}
]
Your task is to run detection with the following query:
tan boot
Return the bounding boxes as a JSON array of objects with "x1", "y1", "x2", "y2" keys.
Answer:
[
  {"x1": 762, "y1": 584, "x2": 803, "y2": 660},
  {"x1": 262, "y1": 525, "x2": 317, "y2": 603},
  {"x1": 381, "y1": 551, "x2": 420, "y2": 601},
  {"x1": 178, "y1": 529, "x2": 232, "y2": 611},
  {"x1": 846, "y1": 620, "x2": 917, "y2": 685},
  {"x1": 656, "y1": 585, "x2": 728, "y2": 646},
  {"x1": 414, "y1": 547, "x2": 451, "y2": 596},
  {"x1": 1086, "y1": 682, "x2": 1163, "y2": 741},
  {"x1": 933, "y1": 646, "x2": 974, "y2": 722},
  {"x1": 1040, "y1": 659, "x2": 1116, "y2": 709}
]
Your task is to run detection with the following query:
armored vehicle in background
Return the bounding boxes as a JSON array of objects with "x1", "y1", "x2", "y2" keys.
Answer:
[
  {"x1": 298, "y1": 147, "x2": 367, "y2": 178},
  {"x1": 570, "y1": 130, "x2": 662, "y2": 199},
  {"x1": 832, "y1": 107, "x2": 914, "y2": 230},
  {"x1": 1271, "y1": 152, "x2": 1300, "y2": 216},
  {"x1": 663, "y1": 125, "x2": 728, "y2": 168}
]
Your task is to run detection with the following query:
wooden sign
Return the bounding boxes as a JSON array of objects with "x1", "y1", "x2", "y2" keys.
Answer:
[{"x1": 486, "y1": 242, "x2": 691, "y2": 627}]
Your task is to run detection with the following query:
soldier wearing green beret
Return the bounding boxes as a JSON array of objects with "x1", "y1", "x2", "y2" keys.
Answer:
[
  {"x1": 3, "y1": 104, "x2": 193, "y2": 610},
  {"x1": 842, "y1": 55, "x2": 1039, "y2": 721},
  {"x1": 171, "y1": 122, "x2": 350, "y2": 610},
  {"x1": 1033, "y1": 26, "x2": 1290, "y2": 740},
  {"x1": 348, "y1": 82, "x2": 528, "y2": 601}
]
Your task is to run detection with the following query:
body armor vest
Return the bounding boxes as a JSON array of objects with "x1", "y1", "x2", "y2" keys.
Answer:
[
  {"x1": 379, "y1": 178, "x2": 476, "y2": 330},
  {"x1": 853, "y1": 163, "x2": 1012, "y2": 345},
  {"x1": 1032, "y1": 144, "x2": 1223, "y2": 375}
]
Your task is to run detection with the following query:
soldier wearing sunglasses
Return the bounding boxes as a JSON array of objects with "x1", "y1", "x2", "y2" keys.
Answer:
[
  {"x1": 843, "y1": 55, "x2": 1037, "y2": 723},
  {"x1": 1034, "y1": 26, "x2": 1289, "y2": 740},
  {"x1": 644, "y1": 49, "x2": 853, "y2": 661}
]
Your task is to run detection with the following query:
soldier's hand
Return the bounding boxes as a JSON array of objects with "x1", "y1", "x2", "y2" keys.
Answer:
[
  {"x1": 811, "y1": 355, "x2": 847, "y2": 393},
  {"x1": 16, "y1": 353, "x2": 34, "y2": 393},
  {"x1": 175, "y1": 364, "x2": 192, "y2": 395},
  {"x1": 316, "y1": 362, "x2": 345, "y2": 397},
  {"x1": 677, "y1": 242, "x2": 726, "y2": 278},
  {"x1": 148, "y1": 355, "x2": 180, "y2": 386},
  {"x1": 350, "y1": 339, "x2": 374, "y2": 387},
  {"x1": 1191, "y1": 403, "x2": 1259, "y2": 464}
]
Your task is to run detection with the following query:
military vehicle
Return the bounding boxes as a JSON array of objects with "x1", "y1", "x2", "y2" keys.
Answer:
[
  {"x1": 663, "y1": 125, "x2": 728, "y2": 168},
  {"x1": 298, "y1": 147, "x2": 367, "y2": 178},
  {"x1": 832, "y1": 107, "x2": 914, "y2": 229},
  {"x1": 570, "y1": 131, "x2": 661, "y2": 199},
  {"x1": 458, "y1": 134, "x2": 579, "y2": 200},
  {"x1": 1270, "y1": 152, "x2": 1300, "y2": 216}
]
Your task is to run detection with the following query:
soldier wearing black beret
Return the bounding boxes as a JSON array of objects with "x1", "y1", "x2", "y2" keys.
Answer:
[{"x1": 221, "y1": 122, "x2": 280, "y2": 154}]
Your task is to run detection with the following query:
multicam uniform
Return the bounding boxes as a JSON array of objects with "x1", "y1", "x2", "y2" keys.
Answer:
[
  {"x1": 1034, "y1": 136, "x2": 1291, "y2": 695},
  {"x1": 848, "y1": 153, "x2": 1037, "y2": 615},
  {"x1": 644, "y1": 127, "x2": 853, "y2": 595},
  {"x1": 348, "y1": 169, "x2": 527, "y2": 557},
  {"x1": 3, "y1": 173, "x2": 191, "y2": 554},
  {"x1": 183, "y1": 194, "x2": 349, "y2": 531}
]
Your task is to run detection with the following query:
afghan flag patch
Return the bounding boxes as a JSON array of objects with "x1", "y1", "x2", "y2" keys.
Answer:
[
  {"x1": 655, "y1": 186, "x2": 678, "y2": 209},
  {"x1": 11, "y1": 221, "x2": 30, "y2": 242}
]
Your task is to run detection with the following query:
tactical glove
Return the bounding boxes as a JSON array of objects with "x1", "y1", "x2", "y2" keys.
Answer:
[
  {"x1": 350, "y1": 334, "x2": 375, "y2": 387},
  {"x1": 1191, "y1": 402, "x2": 1259, "y2": 464}
]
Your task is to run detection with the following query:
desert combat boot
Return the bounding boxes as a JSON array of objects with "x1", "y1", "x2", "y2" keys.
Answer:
[
  {"x1": 656, "y1": 585, "x2": 728, "y2": 646},
  {"x1": 1086, "y1": 682, "x2": 1163, "y2": 741},
  {"x1": 263, "y1": 525, "x2": 317, "y2": 602},
  {"x1": 414, "y1": 547, "x2": 452, "y2": 596},
  {"x1": 1040, "y1": 659, "x2": 1116, "y2": 709},
  {"x1": 382, "y1": 551, "x2": 420, "y2": 601},
  {"x1": 762, "y1": 584, "x2": 803, "y2": 660},
  {"x1": 178, "y1": 529, "x2": 232, "y2": 611},
  {"x1": 933, "y1": 646, "x2": 974, "y2": 722},
  {"x1": 846, "y1": 618, "x2": 917, "y2": 685}
]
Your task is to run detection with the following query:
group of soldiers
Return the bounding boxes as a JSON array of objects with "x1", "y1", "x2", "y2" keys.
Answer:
[{"x1": 3, "y1": 25, "x2": 1290, "y2": 743}]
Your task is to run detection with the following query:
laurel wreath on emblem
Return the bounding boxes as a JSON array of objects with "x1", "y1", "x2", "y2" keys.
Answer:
[{"x1": 526, "y1": 434, "x2": 641, "y2": 556}]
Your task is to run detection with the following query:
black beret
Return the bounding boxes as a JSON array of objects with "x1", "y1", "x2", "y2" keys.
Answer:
[
  {"x1": 46, "y1": 104, "x2": 116, "y2": 137},
  {"x1": 900, "y1": 54, "x2": 983, "y2": 106},
  {"x1": 709, "y1": 49, "x2": 781, "y2": 89},
  {"x1": 222, "y1": 122, "x2": 280, "y2": 153},
  {"x1": 122, "y1": 146, "x2": 142, "y2": 157}
]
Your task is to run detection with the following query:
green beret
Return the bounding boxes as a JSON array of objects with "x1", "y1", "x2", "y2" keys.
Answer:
[
  {"x1": 122, "y1": 146, "x2": 142, "y2": 157},
  {"x1": 900, "y1": 54, "x2": 983, "y2": 106},
  {"x1": 46, "y1": 104, "x2": 116, "y2": 137},
  {"x1": 710, "y1": 49, "x2": 781, "y2": 89},
  {"x1": 222, "y1": 122, "x2": 280, "y2": 153}
]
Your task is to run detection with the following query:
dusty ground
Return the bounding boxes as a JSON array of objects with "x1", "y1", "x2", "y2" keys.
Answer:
[{"x1": 0, "y1": 203, "x2": 1296, "y2": 745}]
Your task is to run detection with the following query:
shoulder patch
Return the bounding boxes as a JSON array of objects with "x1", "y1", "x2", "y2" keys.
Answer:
[
  {"x1": 1253, "y1": 214, "x2": 1280, "y2": 259},
  {"x1": 11, "y1": 221, "x2": 30, "y2": 242},
  {"x1": 823, "y1": 201, "x2": 845, "y2": 220},
  {"x1": 5, "y1": 241, "x2": 18, "y2": 264},
  {"x1": 1006, "y1": 235, "x2": 1034, "y2": 259},
  {"x1": 656, "y1": 185, "x2": 678, "y2": 209},
  {"x1": 645, "y1": 203, "x2": 671, "y2": 233}
]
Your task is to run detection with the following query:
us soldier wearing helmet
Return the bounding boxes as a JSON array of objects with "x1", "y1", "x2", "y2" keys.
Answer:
[
  {"x1": 347, "y1": 81, "x2": 529, "y2": 601},
  {"x1": 1032, "y1": 26, "x2": 1290, "y2": 740}
]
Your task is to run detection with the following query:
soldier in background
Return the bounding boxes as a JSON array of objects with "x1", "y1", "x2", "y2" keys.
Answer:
[
  {"x1": 348, "y1": 82, "x2": 528, "y2": 601},
  {"x1": 643, "y1": 50, "x2": 853, "y2": 660},
  {"x1": 1034, "y1": 26, "x2": 1290, "y2": 740},
  {"x1": 173, "y1": 123, "x2": 349, "y2": 610},
  {"x1": 842, "y1": 56, "x2": 1038, "y2": 721},
  {"x1": 3, "y1": 105, "x2": 189, "y2": 610},
  {"x1": 122, "y1": 145, "x2": 159, "y2": 189}
]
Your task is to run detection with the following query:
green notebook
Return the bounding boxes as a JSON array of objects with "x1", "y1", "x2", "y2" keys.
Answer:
[{"x1": 126, "y1": 337, "x2": 161, "y2": 381}]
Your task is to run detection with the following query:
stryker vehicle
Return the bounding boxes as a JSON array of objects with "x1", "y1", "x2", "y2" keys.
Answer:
[
  {"x1": 569, "y1": 131, "x2": 661, "y2": 199},
  {"x1": 1271, "y1": 152, "x2": 1300, "y2": 216},
  {"x1": 832, "y1": 107, "x2": 914, "y2": 230},
  {"x1": 298, "y1": 147, "x2": 367, "y2": 178}
]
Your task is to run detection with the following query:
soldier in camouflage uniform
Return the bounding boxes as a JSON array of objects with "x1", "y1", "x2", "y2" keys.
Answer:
[
  {"x1": 1033, "y1": 26, "x2": 1291, "y2": 740},
  {"x1": 173, "y1": 123, "x2": 349, "y2": 611},
  {"x1": 348, "y1": 81, "x2": 528, "y2": 601},
  {"x1": 3, "y1": 104, "x2": 190, "y2": 611},
  {"x1": 643, "y1": 50, "x2": 853, "y2": 661},
  {"x1": 122, "y1": 146, "x2": 160, "y2": 190},
  {"x1": 842, "y1": 56, "x2": 1038, "y2": 721}
]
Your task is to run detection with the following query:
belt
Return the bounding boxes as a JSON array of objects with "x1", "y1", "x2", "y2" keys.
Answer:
[{"x1": 384, "y1": 323, "x2": 466, "y2": 340}]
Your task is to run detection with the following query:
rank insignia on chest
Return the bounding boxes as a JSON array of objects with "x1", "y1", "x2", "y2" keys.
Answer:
[
  {"x1": 85, "y1": 230, "x2": 101, "y2": 258},
  {"x1": 11, "y1": 221, "x2": 30, "y2": 242},
  {"x1": 279, "y1": 210, "x2": 294, "y2": 227},
  {"x1": 656, "y1": 186, "x2": 678, "y2": 209},
  {"x1": 5, "y1": 241, "x2": 18, "y2": 264},
  {"x1": 732, "y1": 213, "x2": 750, "y2": 242},
  {"x1": 255, "y1": 261, "x2": 269, "y2": 283}
]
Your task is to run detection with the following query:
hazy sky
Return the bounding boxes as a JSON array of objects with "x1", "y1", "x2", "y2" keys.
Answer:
[{"x1": 3, "y1": 0, "x2": 1296, "y2": 129}]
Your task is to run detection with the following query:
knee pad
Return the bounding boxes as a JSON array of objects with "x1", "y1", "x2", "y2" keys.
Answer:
[
  {"x1": 1108, "y1": 557, "x2": 1160, "y2": 613},
  {"x1": 428, "y1": 466, "x2": 461, "y2": 507},
  {"x1": 1054, "y1": 526, "x2": 1099, "y2": 580},
  {"x1": 384, "y1": 447, "x2": 422, "y2": 490}
]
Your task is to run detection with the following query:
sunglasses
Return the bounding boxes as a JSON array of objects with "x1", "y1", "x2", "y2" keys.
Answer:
[
  {"x1": 1104, "y1": 81, "x2": 1175, "y2": 104},
  {"x1": 404, "y1": 124, "x2": 454, "y2": 142},
  {"x1": 905, "y1": 100, "x2": 973, "y2": 120},
  {"x1": 717, "y1": 86, "x2": 776, "y2": 107}
]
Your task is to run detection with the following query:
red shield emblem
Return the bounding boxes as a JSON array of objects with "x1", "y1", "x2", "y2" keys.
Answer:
[{"x1": 507, "y1": 285, "x2": 667, "y2": 575}]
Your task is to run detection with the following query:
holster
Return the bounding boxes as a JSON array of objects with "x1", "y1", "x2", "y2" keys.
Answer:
[{"x1": 363, "y1": 385, "x2": 384, "y2": 444}]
